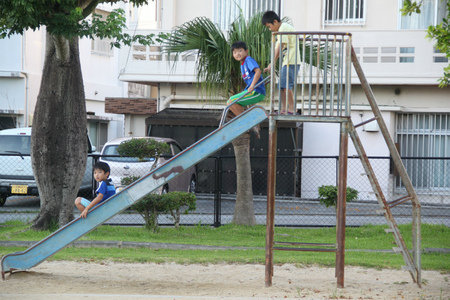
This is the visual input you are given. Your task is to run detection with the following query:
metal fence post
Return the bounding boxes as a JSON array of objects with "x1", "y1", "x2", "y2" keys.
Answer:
[
  {"x1": 91, "y1": 154, "x2": 100, "y2": 198},
  {"x1": 213, "y1": 156, "x2": 222, "y2": 227}
]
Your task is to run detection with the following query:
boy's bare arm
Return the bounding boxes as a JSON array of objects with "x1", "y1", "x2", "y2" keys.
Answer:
[
  {"x1": 80, "y1": 193, "x2": 104, "y2": 219},
  {"x1": 248, "y1": 67, "x2": 262, "y2": 93},
  {"x1": 264, "y1": 43, "x2": 281, "y2": 73}
]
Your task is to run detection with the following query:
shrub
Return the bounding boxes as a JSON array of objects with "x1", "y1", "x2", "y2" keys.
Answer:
[
  {"x1": 121, "y1": 176, "x2": 163, "y2": 232},
  {"x1": 120, "y1": 175, "x2": 141, "y2": 186},
  {"x1": 122, "y1": 176, "x2": 196, "y2": 231},
  {"x1": 318, "y1": 185, "x2": 358, "y2": 208},
  {"x1": 116, "y1": 138, "x2": 170, "y2": 162},
  {"x1": 160, "y1": 192, "x2": 196, "y2": 229},
  {"x1": 132, "y1": 193, "x2": 165, "y2": 232}
]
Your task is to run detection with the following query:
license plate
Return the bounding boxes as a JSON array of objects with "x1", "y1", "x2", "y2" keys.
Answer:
[{"x1": 11, "y1": 185, "x2": 28, "y2": 194}]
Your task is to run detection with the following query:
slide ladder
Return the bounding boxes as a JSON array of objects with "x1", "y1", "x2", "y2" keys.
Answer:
[
  {"x1": 265, "y1": 31, "x2": 421, "y2": 289},
  {"x1": 350, "y1": 48, "x2": 421, "y2": 286},
  {"x1": 1, "y1": 105, "x2": 268, "y2": 279}
]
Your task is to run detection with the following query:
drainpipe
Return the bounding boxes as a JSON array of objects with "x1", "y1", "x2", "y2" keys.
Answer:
[
  {"x1": 21, "y1": 32, "x2": 29, "y2": 127},
  {"x1": 159, "y1": 94, "x2": 226, "y2": 111},
  {"x1": 160, "y1": 94, "x2": 174, "y2": 111},
  {"x1": 20, "y1": 72, "x2": 29, "y2": 127}
]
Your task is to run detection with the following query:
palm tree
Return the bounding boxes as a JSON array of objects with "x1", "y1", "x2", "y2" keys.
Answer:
[{"x1": 163, "y1": 11, "x2": 328, "y2": 225}]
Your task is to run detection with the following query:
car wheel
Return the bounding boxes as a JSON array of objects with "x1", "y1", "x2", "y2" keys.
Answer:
[
  {"x1": 0, "y1": 195, "x2": 6, "y2": 207},
  {"x1": 162, "y1": 185, "x2": 169, "y2": 194},
  {"x1": 189, "y1": 176, "x2": 196, "y2": 193}
]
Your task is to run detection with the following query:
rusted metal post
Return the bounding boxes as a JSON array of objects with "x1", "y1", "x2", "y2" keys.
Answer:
[
  {"x1": 336, "y1": 120, "x2": 349, "y2": 288},
  {"x1": 265, "y1": 117, "x2": 277, "y2": 287},
  {"x1": 351, "y1": 47, "x2": 421, "y2": 285},
  {"x1": 348, "y1": 121, "x2": 419, "y2": 285},
  {"x1": 265, "y1": 32, "x2": 277, "y2": 287}
]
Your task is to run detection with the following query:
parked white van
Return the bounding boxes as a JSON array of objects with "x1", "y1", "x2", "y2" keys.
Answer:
[
  {"x1": 99, "y1": 136, "x2": 196, "y2": 194},
  {"x1": 0, "y1": 128, "x2": 96, "y2": 206}
]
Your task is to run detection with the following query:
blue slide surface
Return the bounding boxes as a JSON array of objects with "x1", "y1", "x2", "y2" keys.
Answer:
[{"x1": 1, "y1": 106, "x2": 268, "y2": 278}]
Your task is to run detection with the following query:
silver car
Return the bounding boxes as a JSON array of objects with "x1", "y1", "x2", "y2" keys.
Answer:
[
  {"x1": 0, "y1": 127, "x2": 96, "y2": 206},
  {"x1": 99, "y1": 137, "x2": 196, "y2": 194}
]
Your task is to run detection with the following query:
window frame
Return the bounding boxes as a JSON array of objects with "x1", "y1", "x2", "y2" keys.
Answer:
[
  {"x1": 213, "y1": 0, "x2": 281, "y2": 30},
  {"x1": 396, "y1": 113, "x2": 450, "y2": 192},
  {"x1": 398, "y1": 0, "x2": 449, "y2": 30},
  {"x1": 90, "y1": 9, "x2": 114, "y2": 57},
  {"x1": 323, "y1": 0, "x2": 366, "y2": 26}
]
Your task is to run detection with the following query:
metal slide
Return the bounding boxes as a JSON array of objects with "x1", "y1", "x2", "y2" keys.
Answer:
[{"x1": 1, "y1": 105, "x2": 268, "y2": 279}]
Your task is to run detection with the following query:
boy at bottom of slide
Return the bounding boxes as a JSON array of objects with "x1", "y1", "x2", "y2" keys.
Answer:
[{"x1": 75, "y1": 161, "x2": 115, "y2": 219}]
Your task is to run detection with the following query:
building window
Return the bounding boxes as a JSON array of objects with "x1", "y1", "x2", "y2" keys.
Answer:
[
  {"x1": 324, "y1": 0, "x2": 366, "y2": 26},
  {"x1": 88, "y1": 121, "x2": 108, "y2": 151},
  {"x1": 433, "y1": 48, "x2": 449, "y2": 63},
  {"x1": 91, "y1": 9, "x2": 114, "y2": 57},
  {"x1": 396, "y1": 113, "x2": 450, "y2": 191},
  {"x1": 213, "y1": 0, "x2": 280, "y2": 30},
  {"x1": 0, "y1": 116, "x2": 16, "y2": 130},
  {"x1": 399, "y1": 0, "x2": 448, "y2": 29}
]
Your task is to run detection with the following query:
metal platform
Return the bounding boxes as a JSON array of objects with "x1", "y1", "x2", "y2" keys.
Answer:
[{"x1": 264, "y1": 31, "x2": 421, "y2": 288}]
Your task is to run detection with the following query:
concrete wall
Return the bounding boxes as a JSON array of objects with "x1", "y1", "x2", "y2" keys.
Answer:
[{"x1": 0, "y1": 4, "x2": 126, "y2": 142}]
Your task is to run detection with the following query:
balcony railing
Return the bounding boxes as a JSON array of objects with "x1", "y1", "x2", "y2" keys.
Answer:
[
  {"x1": 118, "y1": 30, "x2": 197, "y2": 83},
  {"x1": 118, "y1": 29, "x2": 446, "y2": 86}
]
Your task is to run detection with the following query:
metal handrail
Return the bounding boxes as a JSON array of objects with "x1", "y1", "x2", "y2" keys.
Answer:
[{"x1": 219, "y1": 76, "x2": 271, "y2": 127}]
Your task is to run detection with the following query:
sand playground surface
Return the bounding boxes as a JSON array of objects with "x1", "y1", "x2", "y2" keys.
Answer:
[{"x1": 1, "y1": 261, "x2": 449, "y2": 299}]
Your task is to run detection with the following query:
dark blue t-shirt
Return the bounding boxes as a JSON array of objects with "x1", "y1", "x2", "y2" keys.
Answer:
[
  {"x1": 96, "y1": 179, "x2": 115, "y2": 203},
  {"x1": 241, "y1": 56, "x2": 266, "y2": 95}
]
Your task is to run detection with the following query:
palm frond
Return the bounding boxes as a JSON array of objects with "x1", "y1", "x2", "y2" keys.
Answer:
[
  {"x1": 163, "y1": 17, "x2": 233, "y2": 99},
  {"x1": 162, "y1": 11, "x2": 334, "y2": 102}
]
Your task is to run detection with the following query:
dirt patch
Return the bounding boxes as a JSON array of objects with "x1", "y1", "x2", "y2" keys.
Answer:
[{"x1": 1, "y1": 261, "x2": 449, "y2": 299}]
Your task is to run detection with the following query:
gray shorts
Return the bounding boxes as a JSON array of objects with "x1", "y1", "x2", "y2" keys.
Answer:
[{"x1": 279, "y1": 65, "x2": 299, "y2": 89}]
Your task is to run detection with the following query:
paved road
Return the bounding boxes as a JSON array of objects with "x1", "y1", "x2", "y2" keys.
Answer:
[{"x1": 1, "y1": 194, "x2": 449, "y2": 226}]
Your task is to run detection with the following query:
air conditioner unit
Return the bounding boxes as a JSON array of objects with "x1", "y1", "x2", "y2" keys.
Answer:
[{"x1": 364, "y1": 119, "x2": 379, "y2": 132}]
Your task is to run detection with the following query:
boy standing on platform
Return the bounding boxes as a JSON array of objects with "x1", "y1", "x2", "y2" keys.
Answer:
[{"x1": 262, "y1": 11, "x2": 300, "y2": 115}]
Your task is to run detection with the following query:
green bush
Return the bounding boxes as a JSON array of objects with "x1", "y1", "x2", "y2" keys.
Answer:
[
  {"x1": 132, "y1": 193, "x2": 165, "y2": 232},
  {"x1": 122, "y1": 176, "x2": 196, "y2": 231},
  {"x1": 318, "y1": 185, "x2": 358, "y2": 208},
  {"x1": 116, "y1": 138, "x2": 170, "y2": 162},
  {"x1": 160, "y1": 192, "x2": 196, "y2": 229},
  {"x1": 120, "y1": 175, "x2": 141, "y2": 186},
  {"x1": 118, "y1": 138, "x2": 195, "y2": 231},
  {"x1": 121, "y1": 176, "x2": 162, "y2": 232}
]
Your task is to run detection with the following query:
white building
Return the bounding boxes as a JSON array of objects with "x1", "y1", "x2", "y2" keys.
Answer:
[
  {"x1": 115, "y1": 0, "x2": 449, "y2": 203},
  {"x1": 0, "y1": 3, "x2": 127, "y2": 150},
  {"x1": 1, "y1": 0, "x2": 448, "y2": 202}
]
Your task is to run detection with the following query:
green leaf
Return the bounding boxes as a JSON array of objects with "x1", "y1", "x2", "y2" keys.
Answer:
[
  {"x1": 116, "y1": 138, "x2": 170, "y2": 162},
  {"x1": 318, "y1": 185, "x2": 358, "y2": 208}
]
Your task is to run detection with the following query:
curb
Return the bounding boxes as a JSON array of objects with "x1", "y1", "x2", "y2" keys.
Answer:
[
  {"x1": 0, "y1": 241, "x2": 449, "y2": 253},
  {"x1": 0, "y1": 240, "x2": 260, "y2": 251}
]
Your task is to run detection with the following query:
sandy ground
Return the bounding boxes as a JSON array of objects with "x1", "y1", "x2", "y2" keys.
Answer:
[{"x1": 1, "y1": 261, "x2": 449, "y2": 300}]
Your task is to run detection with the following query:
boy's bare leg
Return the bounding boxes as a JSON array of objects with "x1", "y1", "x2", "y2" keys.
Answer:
[
  {"x1": 252, "y1": 124, "x2": 261, "y2": 139},
  {"x1": 74, "y1": 197, "x2": 85, "y2": 212},
  {"x1": 280, "y1": 89, "x2": 287, "y2": 113},
  {"x1": 229, "y1": 103, "x2": 245, "y2": 117},
  {"x1": 287, "y1": 89, "x2": 295, "y2": 114},
  {"x1": 228, "y1": 103, "x2": 260, "y2": 138}
]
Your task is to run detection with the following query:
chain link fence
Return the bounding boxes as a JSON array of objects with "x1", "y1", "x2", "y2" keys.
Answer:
[{"x1": 1, "y1": 154, "x2": 449, "y2": 227}]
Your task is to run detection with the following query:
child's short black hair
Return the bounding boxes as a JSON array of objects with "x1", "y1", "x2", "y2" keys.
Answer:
[
  {"x1": 231, "y1": 41, "x2": 247, "y2": 52},
  {"x1": 94, "y1": 161, "x2": 111, "y2": 175},
  {"x1": 261, "y1": 11, "x2": 281, "y2": 25}
]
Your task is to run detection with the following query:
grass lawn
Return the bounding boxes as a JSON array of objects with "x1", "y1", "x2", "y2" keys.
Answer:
[{"x1": 0, "y1": 222, "x2": 449, "y2": 272}]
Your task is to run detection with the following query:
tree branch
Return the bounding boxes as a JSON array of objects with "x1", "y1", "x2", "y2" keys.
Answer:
[
  {"x1": 52, "y1": 35, "x2": 71, "y2": 63},
  {"x1": 81, "y1": 0, "x2": 100, "y2": 18}
]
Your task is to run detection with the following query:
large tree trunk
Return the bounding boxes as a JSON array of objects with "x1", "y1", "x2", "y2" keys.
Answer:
[
  {"x1": 31, "y1": 33, "x2": 87, "y2": 230},
  {"x1": 232, "y1": 133, "x2": 256, "y2": 225}
]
